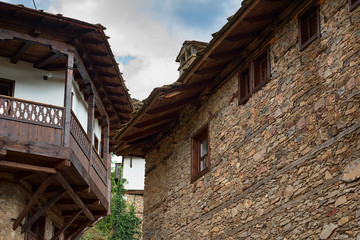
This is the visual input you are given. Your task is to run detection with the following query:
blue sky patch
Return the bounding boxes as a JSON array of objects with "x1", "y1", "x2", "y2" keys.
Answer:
[{"x1": 117, "y1": 55, "x2": 136, "y2": 65}]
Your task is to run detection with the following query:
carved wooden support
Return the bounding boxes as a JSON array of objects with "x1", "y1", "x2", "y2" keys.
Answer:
[{"x1": 13, "y1": 175, "x2": 54, "y2": 230}]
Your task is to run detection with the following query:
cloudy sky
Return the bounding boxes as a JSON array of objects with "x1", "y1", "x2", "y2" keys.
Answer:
[{"x1": 4, "y1": 0, "x2": 242, "y2": 100}]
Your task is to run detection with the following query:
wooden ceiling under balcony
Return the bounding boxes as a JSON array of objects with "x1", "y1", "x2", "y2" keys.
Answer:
[
  {"x1": 114, "y1": 0, "x2": 311, "y2": 157},
  {"x1": 0, "y1": 2, "x2": 133, "y2": 147}
]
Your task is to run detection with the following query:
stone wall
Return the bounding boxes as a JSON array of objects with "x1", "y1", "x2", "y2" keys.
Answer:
[
  {"x1": 142, "y1": 0, "x2": 360, "y2": 239},
  {"x1": 124, "y1": 193, "x2": 144, "y2": 238},
  {"x1": 0, "y1": 180, "x2": 64, "y2": 240}
]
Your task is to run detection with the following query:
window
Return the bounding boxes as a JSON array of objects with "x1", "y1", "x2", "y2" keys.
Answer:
[
  {"x1": 191, "y1": 125, "x2": 209, "y2": 182},
  {"x1": 238, "y1": 48, "x2": 270, "y2": 105},
  {"x1": 0, "y1": 78, "x2": 15, "y2": 96},
  {"x1": 238, "y1": 68, "x2": 251, "y2": 105},
  {"x1": 253, "y1": 49, "x2": 270, "y2": 92},
  {"x1": 349, "y1": 0, "x2": 360, "y2": 11},
  {"x1": 25, "y1": 214, "x2": 45, "y2": 240},
  {"x1": 94, "y1": 134, "x2": 99, "y2": 152},
  {"x1": 298, "y1": 5, "x2": 320, "y2": 50}
]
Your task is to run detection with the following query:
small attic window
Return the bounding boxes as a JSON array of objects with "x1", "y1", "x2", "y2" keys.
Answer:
[
  {"x1": 0, "y1": 78, "x2": 15, "y2": 97},
  {"x1": 238, "y1": 68, "x2": 251, "y2": 105},
  {"x1": 349, "y1": 0, "x2": 360, "y2": 11},
  {"x1": 298, "y1": 5, "x2": 320, "y2": 51}
]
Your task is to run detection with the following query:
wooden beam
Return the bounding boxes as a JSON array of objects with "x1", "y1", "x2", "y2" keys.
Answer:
[
  {"x1": 63, "y1": 211, "x2": 106, "y2": 218},
  {"x1": 82, "y1": 38, "x2": 104, "y2": 45},
  {"x1": 21, "y1": 189, "x2": 66, "y2": 233},
  {"x1": 195, "y1": 64, "x2": 227, "y2": 75},
  {"x1": 91, "y1": 61, "x2": 113, "y2": 68},
  {"x1": 0, "y1": 28, "x2": 75, "y2": 55},
  {"x1": 74, "y1": 51, "x2": 110, "y2": 126},
  {"x1": 243, "y1": 13, "x2": 279, "y2": 22},
  {"x1": 98, "y1": 72, "x2": 117, "y2": 78},
  {"x1": 55, "y1": 172, "x2": 94, "y2": 221},
  {"x1": 134, "y1": 112, "x2": 178, "y2": 128},
  {"x1": 120, "y1": 125, "x2": 165, "y2": 142},
  {"x1": 0, "y1": 136, "x2": 71, "y2": 160},
  {"x1": 0, "y1": 149, "x2": 6, "y2": 159},
  {"x1": 67, "y1": 220, "x2": 91, "y2": 240},
  {"x1": 54, "y1": 160, "x2": 71, "y2": 169},
  {"x1": 34, "y1": 52, "x2": 61, "y2": 68},
  {"x1": 88, "y1": 50, "x2": 107, "y2": 57},
  {"x1": 225, "y1": 31, "x2": 260, "y2": 42},
  {"x1": 146, "y1": 98, "x2": 192, "y2": 115},
  {"x1": 11, "y1": 42, "x2": 31, "y2": 64},
  {"x1": 51, "y1": 209, "x2": 82, "y2": 240},
  {"x1": 208, "y1": 49, "x2": 243, "y2": 60},
  {"x1": 0, "y1": 161, "x2": 57, "y2": 174},
  {"x1": 55, "y1": 199, "x2": 100, "y2": 206},
  {"x1": 45, "y1": 186, "x2": 90, "y2": 194},
  {"x1": 13, "y1": 175, "x2": 54, "y2": 230}
]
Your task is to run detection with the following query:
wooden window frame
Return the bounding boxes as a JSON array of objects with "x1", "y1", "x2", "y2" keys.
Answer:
[
  {"x1": 238, "y1": 67, "x2": 251, "y2": 105},
  {"x1": 0, "y1": 77, "x2": 15, "y2": 97},
  {"x1": 191, "y1": 125, "x2": 210, "y2": 182},
  {"x1": 25, "y1": 213, "x2": 45, "y2": 240},
  {"x1": 253, "y1": 49, "x2": 271, "y2": 92},
  {"x1": 238, "y1": 48, "x2": 270, "y2": 105},
  {"x1": 94, "y1": 134, "x2": 99, "y2": 152},
  {"x1": 349, "y1": 0, "x2": 360, "y2": 11},
  {"x1": 298, "y1": 4, "x2": 320, "y2": 51}
]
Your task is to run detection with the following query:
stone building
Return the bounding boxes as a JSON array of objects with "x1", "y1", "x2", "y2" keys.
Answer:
[
  {"x1": 0, "y1": 2, "x2": 132, "y2": 240},
  {"x1": 114, "y1": 0, "x2": 359, "y2": 239}
]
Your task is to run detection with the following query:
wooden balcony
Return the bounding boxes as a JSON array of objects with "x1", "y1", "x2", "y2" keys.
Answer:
[{"x1": 0, "y1": 95, "x2": 110, "y2": 237}]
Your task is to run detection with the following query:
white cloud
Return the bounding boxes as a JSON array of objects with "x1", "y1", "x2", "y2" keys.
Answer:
[{"x1": 47, "y1": 0, "x2": 243, "y2": 100}]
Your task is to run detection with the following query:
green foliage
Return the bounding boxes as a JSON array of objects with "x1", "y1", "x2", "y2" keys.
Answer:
[
  {"x1": 81, "y1": 160, "x2": 141, "y2": 240},
  {"x1": 111, "y1": 179, "x2": 141, "y2": 240}
]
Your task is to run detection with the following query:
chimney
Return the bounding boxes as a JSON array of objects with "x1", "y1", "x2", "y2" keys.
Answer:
[{"x1": 176, "y1": 40, "x2": 207, "y2": 76}]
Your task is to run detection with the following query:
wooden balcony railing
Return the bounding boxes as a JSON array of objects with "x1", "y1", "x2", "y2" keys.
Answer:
[
  {"x1": 70, "y1": 111, "x2": 107, "y2": 185},
  {"x1": 92, "y1": 147, "x2": 107, "y2": 184},
  {"x1": 0, "y1": 95, "x2": 64, "y2": 128},
  {"x1": 70, "y1": 112, "x2": 91, "y2": 158}
]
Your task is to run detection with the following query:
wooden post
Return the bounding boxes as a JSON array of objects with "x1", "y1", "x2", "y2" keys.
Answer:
[
  {"x1": 63, "y1": 52, "x2": 74, "y2": 147},
  {"x1": 87, "y1": 93, "x2": 95, "y2": 171},
  {"x1": 103, "y1": 123, "x2": 111, "y2": 212},
  {"x1": 87, "y1": 93, "x2": 95, "y2": 142}
]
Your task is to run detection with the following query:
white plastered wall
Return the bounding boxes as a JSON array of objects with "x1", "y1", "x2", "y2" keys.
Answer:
[
  {"x1": 0, "y1": 56, "x2": 65, "y2": 106},
  {"x1": 122, "y1": 156, "x2": 145, "y2": 190}
]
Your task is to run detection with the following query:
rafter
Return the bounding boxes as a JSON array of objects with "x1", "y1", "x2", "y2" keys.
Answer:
[
  {"x1": 13, "y1": 175, "x2": 54, "y2": 230},
  {"x1": 243, "y1": 13, "x2": 279, "y2": 22},
  {"x1": 11, "y1": 42, "x2": 31, "y2": 64},
  {"x1": 195, "y1": 64, "x2": 227, "y2": 75},
  {"x1": 225, "y1": 31, "x2": 260, "y2": 41},
  {"x1": 134, "y1": 111, "x2": 179, "y2": 128},
  {"x1": 208, "y1": 48, "x2": 243, "y2": 60},
  {"x1": 34, "y1": 52, "x2": 61, "y2": 68},
  {"x1": 146, "y1": 98, "x2": 192, "y2": 115}
]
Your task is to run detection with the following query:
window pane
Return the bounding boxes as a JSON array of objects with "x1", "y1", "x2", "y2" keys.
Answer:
[
  {"x1": 200, "y1": 138, "x2": 207, "y2": 157},
  {"x1": 200, "y1": 158, "x2": 206, "y2": 171}
]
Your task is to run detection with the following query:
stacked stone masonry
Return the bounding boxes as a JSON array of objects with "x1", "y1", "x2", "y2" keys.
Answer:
[
  {"x1": 143, "y1": 0, "x2": 360, "y2": 239},
  {"x1": 0, "y1": 180, "x2": 64, "y2": 240}
]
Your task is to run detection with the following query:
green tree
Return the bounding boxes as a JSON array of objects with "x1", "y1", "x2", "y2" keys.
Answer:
[{"x1": 111, "y1": 179, "x2": 141, "y2": 240}]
